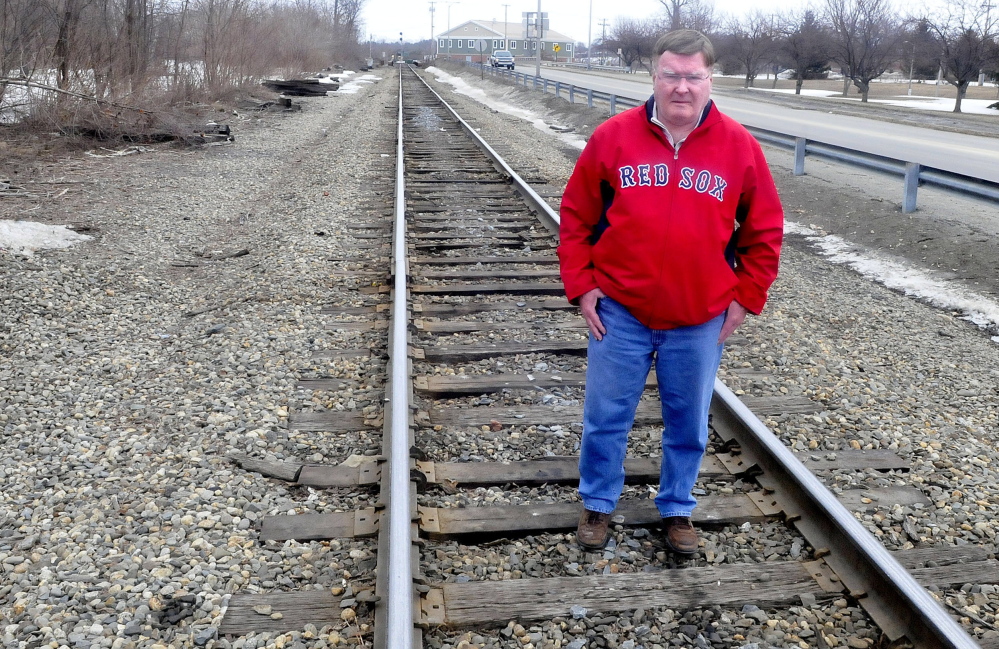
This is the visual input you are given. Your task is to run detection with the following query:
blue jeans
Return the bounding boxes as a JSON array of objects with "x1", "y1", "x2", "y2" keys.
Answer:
[{"x1": 579, "y1": 296, "x2": 724, "y2": 518}]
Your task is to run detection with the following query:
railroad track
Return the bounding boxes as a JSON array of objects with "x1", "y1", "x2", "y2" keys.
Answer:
[{"x1": 217, "y1": 66, "x2": 999, "y2": 649}]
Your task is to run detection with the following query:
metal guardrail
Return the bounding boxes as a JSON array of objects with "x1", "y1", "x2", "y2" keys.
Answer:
[
  {"x1": 458, "y1": 61, "x2": 999, "y2": 212},
  {"x1": 547, "y1": 61, "x2": 633, "y2": 73},
  {"x1": 468, "y1": 61, "x2": 643, "y2": 116},
  {"x1": 747, "y1": 128, "x2": 999, "y2": 213}
]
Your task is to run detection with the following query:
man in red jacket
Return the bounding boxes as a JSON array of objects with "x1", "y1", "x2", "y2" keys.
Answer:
[{"x1": 558, "y1": 29, "x2": 783, "y2": 555}]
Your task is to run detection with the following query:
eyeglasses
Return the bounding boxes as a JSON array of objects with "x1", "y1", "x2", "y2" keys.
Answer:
[{"x1": 657, "y1": 71, "x2": 711, "y2": 85}]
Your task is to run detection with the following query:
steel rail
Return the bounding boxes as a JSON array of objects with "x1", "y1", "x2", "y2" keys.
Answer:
[
  {"x1": 712, "y1": 379, "x2": 980, "y2": 648},
  {"x1": 409, "y1": 67, "x2": 561, "y2": 235},
  {"x1": 381, "y1": 67, "x2": 416, "y2": 649}
]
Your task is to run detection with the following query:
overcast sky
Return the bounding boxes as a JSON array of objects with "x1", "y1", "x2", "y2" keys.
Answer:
[{"x1": 360, "y1": 0, "x2": 800, "y2": 44}]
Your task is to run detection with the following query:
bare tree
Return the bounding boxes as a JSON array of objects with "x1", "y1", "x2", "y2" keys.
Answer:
[
  {"x1": 608, "y1": 18, "x2": 659, "y2": 72},
  {"x1": 922, "y1": 0, "x2": 999, "y2": 112},
  {"x1": 657, "y1": 0, "x2": 715, "y2": 33},
  {"x1": 122, "y1": 0, "x2": 152, "y2": 86},
  {"x1": 902, "y1": 18, "x2": 944, "y2": 82},
  {"x1": 777, "y1": 7, "x2": 834, "y2": 94},
  {"x1": 164, "y1": 0, "x2": 195, "y2": 95},
  {"x1": 825, "y1": 0, "x2": 904, "y2": 101},
  {"x1": 0, "y1": 0, "x2": 45, "y2": 111},
  {"x1": 0, "y1": 0, "x2": 49, "y2": 107},
  {"x1": 3, "y1": 0, "x2": 369, "y2": 134},
  {"x1": 720, "y1": 10, "x2": 778, "y2": 88},
  {"x1": 78, "y1": 0, "x2": 156, "y2": 99},
  {"x1": 47, "y1": 0, "x2": 94, "y2": 90},
  {"x1": 1, "y1": 0, "x2": 49, "y2": 75}
]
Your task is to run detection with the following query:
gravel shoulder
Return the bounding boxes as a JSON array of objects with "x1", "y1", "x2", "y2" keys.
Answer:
[{"x1": 1, "y1": 77, "x2": 400, "y2": 648}]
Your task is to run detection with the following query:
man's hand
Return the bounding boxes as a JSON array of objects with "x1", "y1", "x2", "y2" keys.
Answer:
[
  {"x1": 718, "y1": 300, "x2": 748, "y2": 344},
  {"x1": 579, "y1": 288, "x2": 607, "y2": 341}
]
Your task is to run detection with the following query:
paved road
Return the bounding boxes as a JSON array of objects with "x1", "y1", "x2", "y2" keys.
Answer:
[{"x1": 540, "y1": 68, "x2": 999, "y2": 184}]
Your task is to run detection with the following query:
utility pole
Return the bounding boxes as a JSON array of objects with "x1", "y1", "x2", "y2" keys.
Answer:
[
  {"x1": 445, "y1": 1, "x2": 460, "y2": 61},
  {"x1": 980, "y1": 2, "x2": 994, "y2": 85},
  {"x1": 535, "y1": 0, "x2": 542, "y2": 79},
  {"x1": 587, "y1": 0, "x2": 593, "y2": 69},
  {"x1": 597, "y1": 18, "x2": 609, "y2": 63},
  {"x1": 902, "y1": 41, "x2": 916, "y2": 95},
  {"x1": 502, "y1": 3, "x2": 510, "y2": 47},
  {"x1": 429, "y1": 1, "x2": 436, "y2": 57}
]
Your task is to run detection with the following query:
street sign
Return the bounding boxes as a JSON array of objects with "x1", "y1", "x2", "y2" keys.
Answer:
[{"x1": 522, "y1": 11, "x2": 549, "y2": 37}]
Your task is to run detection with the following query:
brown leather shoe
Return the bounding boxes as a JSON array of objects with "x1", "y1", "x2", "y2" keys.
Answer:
[
  {"x1": 576, "y1": 509, "x2": 611, "y2": 550},
  {"x1": 662, "y1": 516, "x2": 698, "y2": 555}
]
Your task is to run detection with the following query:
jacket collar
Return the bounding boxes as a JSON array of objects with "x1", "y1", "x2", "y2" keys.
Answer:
[{"x1": 644, "y1": 95, "x2": 715, "y2": 133}]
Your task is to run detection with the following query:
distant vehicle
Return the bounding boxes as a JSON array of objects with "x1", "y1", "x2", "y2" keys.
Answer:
[{"x1": 489, "y1": 50, "x2": 515, "y2": 70}]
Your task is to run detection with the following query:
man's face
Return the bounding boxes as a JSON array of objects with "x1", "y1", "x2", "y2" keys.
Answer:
[{"x1": 653, "y1": 50, "x2": 713, "y2": 132}]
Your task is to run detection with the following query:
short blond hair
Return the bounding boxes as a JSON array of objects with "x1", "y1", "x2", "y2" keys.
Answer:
[{"x1": 654, "y1": 29, "x2": 715, "y2": 68}]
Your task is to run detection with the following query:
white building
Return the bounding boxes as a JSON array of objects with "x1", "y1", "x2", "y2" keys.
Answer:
[{"x1": 436, "y1": 20, "x2": 576, "y2": 62}]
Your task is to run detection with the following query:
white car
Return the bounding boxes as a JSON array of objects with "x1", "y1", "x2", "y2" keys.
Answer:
[{"x1": 489, "y1": 51, "x2": 515, "y2": 70}]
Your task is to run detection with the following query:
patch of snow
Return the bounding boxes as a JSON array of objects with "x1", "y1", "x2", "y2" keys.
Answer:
[
  {"x1": 749, "y1": 88, "x2": 843, "y2": 98},
  {"x1": 786, "y1": 221, "x2": 999, "y2": 341},
  {"x1": 866, "y1": 96, "x2": 998, "y2": 115},
  {"x1": 336, "y1": 74, "x2": 382, "y2": 95},
  {"x1": 750, "y1": 87, "x2": 999, "y2": 115},
  {"x1": 0, "y1": 220, "x2": 92, "y2": 256},
  {"x1": 426, "y1": 67, "x2": 588, "y2": 150}
]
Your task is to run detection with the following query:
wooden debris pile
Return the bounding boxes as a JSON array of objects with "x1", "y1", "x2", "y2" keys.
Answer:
[
  {"x1": 0, "y1": 179, "x2": 23, "y2": 198},
  {"x1": 261, "y1": 78, "x2": 337, "y2": 96},
  {"x1": 195, "y1": 123, "x2": 234, "y2": 143},
  {"x1": 236, "y1": 97, "x2": 302, "y2": 113}
]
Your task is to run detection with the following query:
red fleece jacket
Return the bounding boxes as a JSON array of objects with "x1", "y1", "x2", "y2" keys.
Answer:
[{"x1": 558, "y1": 98, "x2": 784, "y2": 329}]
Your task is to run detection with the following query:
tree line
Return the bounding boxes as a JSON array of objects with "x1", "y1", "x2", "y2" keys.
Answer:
[
  {"x1": 603, "y1": 0, "x2": 999, "y2": 112},
  {"x1": 0, "y1": 0, "x2": 367, "y2": 126}
]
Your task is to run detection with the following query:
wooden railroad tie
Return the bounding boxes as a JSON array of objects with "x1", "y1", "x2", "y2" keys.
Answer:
[
  {"x1": 417, "y1": 393, "x2": 820, "y2": 418},
  {"x1": 409, "y1": 255, "x2": 559, "y2": 264},
  {"x1": 412, "y1": 299, "x2": 575, "y2": 315},
  {"x1": 410, "y1": 282, "x2": 564, "y2": 296},
  {"x1": 233, "y1": 450, "x2": 921, "y2": 544},
  {"x1": 218, "y1": 546, "x2": 999, "y2": 634},
  {"x1": 412, "y1": 319, "x2": 584, "y2": 333},
  {"x1": 419, "y1": 547, "x2": 999, "y2": 628},
  {"x1": 251, "y1": 492, "x2": 910, "y2": 542},
  {"x1": 410, "y1": 340, "x2": 587, "y2": 364},
  {"x1": 415, "y1": 269, "x2": 562, "y2": 280},
  {"x1": 231, "y1": 450, "x2": 907, "y2": 493},
  {"x1": 410, "y1": 222, "x2": 538, "y2": 232}
]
